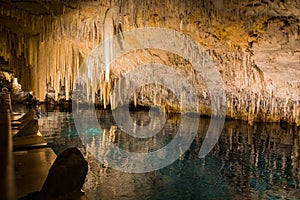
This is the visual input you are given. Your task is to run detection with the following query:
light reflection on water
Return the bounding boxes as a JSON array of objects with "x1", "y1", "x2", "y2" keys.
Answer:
[{"x1": 38, "y1": 109, "x2": 300, "y2": 200}]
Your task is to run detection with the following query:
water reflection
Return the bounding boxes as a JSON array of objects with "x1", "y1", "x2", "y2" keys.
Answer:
[
  {"x1": 39, "y1": 110, "x2": 300, "y2": 200},
  {"x1": 38, "y1": 111, "x2": 84, "y2": 153},
  {"x1": 215, "y1": 121, "x2": 300, "y2": 199}
]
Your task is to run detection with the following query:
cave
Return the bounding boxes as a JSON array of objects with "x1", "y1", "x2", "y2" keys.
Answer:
[{"x1": 0, "y1": 0, "x2": 299, "y2": 200}]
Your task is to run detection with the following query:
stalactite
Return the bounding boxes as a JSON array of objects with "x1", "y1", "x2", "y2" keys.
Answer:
[
  {"x1": 103, "y1": 8, "x2": 114, "y2": 83},
  {"x1": 133, "y1": 91, "x2": 137, "y2": 107},
  {"x1": 141, "y1": 0, "x2": 146, "y2": 27},
  {"x1": 289, "y1": 33, "x2": 296, "y2": 55},
  {"x1": 0, "y1": 0, "x2": 298, "y2": 125}
]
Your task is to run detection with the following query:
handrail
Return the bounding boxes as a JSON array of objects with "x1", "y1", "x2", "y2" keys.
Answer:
[{"x1": 0, "y1": 99, "x2": 15, "y2": 199}]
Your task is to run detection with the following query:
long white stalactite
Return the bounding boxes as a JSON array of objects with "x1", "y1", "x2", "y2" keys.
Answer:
[{"x1": 103, "y1": 8, "x2": 114, "y2": 83}]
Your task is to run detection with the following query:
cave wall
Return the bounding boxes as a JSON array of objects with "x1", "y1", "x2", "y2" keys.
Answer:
[{"x1": 0, "y1": 0, "x2": 299, "y2": 125}]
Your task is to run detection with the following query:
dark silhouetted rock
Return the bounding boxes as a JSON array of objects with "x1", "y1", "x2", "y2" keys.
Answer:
[
  {"x1": 38, "y1": 148, "x2": 88, "y2": 200},
  {"x1": 18, "y1": 191, "x2": 40, "y2": 200}
]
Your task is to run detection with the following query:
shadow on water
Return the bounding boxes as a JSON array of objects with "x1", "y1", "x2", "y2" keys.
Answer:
[{"x1": 38, "y1": 109, "x2": 300, "y2": 200}]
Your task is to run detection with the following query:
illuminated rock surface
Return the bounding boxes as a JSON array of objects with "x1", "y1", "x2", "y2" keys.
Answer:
[{"x1": 0, "y1": 0, "x2": 299, "y2": 124}]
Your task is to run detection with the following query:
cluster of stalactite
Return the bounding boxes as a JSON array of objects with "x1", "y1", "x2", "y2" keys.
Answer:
[
  {"x1": 227, "y1": 92, "x2": 300, "y2": 126},
  {"x1": 0, "y1": 1, "x2": 109, "y2": 100},
  {"x1": 0, "y1": 27, "x2": 37, "y2": 91},
  {"x1": 0, "y1": 0, "x2": 247, "y2": 99},
  {"x1": 208, "y1": 46, "x2": 300, "y2": 125},
  {"x1": 0, "y1": 0, "x2": 299, "y2": 125}
]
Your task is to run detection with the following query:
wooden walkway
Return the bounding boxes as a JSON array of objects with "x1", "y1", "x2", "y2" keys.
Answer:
[
  {"x1": 14, "y1": 148, "x2": 57, "y2": 198},
  {"x1": 0, "y1": 102, "x2": 57, "y2": 199}
]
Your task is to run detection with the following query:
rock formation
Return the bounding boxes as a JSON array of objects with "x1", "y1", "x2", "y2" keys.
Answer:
[
  {"x1": 19, "y1": 147, "x2": 88, "y2": 200},
  {"x1": 0, "y1": 0, "x2": 299, "y2": 125}
]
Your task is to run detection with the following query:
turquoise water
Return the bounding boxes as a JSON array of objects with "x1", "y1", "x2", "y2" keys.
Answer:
[{"x1": 38, "y1": 109, "x2": 300, "y2": 200}]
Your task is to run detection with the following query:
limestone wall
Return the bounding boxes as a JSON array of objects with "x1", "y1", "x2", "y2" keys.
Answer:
[{"x1": 0, "y1": 0, "x2": 299, "y2": 124}]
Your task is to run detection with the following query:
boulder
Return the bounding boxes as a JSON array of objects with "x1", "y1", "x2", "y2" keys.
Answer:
[{"x1": 38, "y1": 148, "x2": 88, "y2": 200}]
